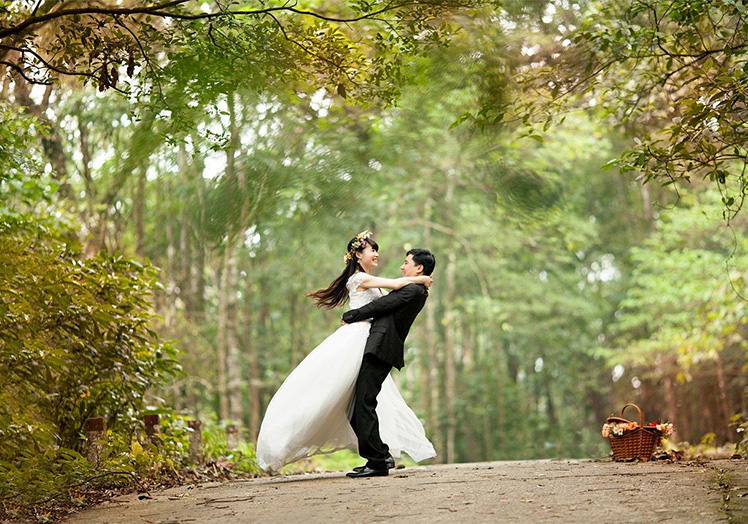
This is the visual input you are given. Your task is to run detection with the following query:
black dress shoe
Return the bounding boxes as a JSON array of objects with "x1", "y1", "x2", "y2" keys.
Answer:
[
  {"x1": 346, "y1": 466, "x2": 389, "y2": 478},
  {"x1": 352, "y1": 456, "x2": 395, "y2": 473}
]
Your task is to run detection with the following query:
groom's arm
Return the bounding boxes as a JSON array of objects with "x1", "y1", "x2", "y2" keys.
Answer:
[{"x1": 342, "y1": 284, "x2": 422, "y2": 323}]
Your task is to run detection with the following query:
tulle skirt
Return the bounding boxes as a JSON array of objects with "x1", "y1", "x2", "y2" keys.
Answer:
[{"x1": 256, "y1": 321, "x2": 436, "y2": 471}]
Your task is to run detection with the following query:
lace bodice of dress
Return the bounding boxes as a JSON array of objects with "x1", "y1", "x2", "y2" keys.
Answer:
[{"x1": 346, "y1": 272, "x2": 383, "y2": 309}]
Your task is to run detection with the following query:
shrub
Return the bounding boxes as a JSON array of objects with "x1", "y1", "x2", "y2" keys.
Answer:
[{"x1": 0, "y1": 101, "x2": 182, "y2": 520}]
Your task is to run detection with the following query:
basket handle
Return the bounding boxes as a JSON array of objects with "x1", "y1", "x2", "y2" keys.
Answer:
[{"x1": 621, "y1": 403, "x2": 644, "y2": 427}]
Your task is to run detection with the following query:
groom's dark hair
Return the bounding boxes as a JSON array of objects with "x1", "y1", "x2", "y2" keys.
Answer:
[{"x1": 407, "y1": 248, "x2": 436, "y2": 276}]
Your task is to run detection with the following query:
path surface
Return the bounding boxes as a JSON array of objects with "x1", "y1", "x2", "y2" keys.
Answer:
[{"x1": 65, "y1": 459, "x2": 748, "y2": 523}]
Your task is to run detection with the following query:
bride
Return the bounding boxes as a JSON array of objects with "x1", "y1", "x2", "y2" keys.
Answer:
[{"x1": 255, "y1": 231, "x2": 436, "y2": 471}]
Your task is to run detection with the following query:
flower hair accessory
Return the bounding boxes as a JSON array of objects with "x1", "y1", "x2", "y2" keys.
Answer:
[{"x1": 344, "y1": 230, "x2": 373, "y2": 263}]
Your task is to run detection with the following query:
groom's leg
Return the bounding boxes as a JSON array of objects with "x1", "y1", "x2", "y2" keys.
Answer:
[{"x1": 352, "y1": 353, "x2": 392, "y2": 470}]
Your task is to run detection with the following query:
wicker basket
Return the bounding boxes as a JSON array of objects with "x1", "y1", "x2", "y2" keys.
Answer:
[{"x1": 606, "y1": 403, "x2": 660, "y2": 462}]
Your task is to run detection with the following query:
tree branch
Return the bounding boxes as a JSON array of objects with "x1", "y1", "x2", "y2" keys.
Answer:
[
  {"x1": 0, "y1": 1, "x2": 431, "y2": 40},
  {"x1": 30, "y1": 0, "x2": 44, "y2": 18},
  {"x1": 1, "y1": 43, "x2": 92, "y2": 80},
  {"x1": 264, "y1": 11, "x2": 361, "y2": 89},
  {"x1": 0, "y1": 0, "x2": 190, "y2": 39},
  {"x1": 0, "y1": 59, "x2": 51, "y2": 85}
]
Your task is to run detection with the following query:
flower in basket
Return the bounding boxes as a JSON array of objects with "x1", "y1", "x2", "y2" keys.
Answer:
[
  {"x1": 602, "y1": 420, "x2": 675, "y2": 438},
  {"x1": 601, "y1": 421, "x2": 639, "y2": 438},
  {"x1": 645, "y1": 422, "x2": 675, "y2": 436}
]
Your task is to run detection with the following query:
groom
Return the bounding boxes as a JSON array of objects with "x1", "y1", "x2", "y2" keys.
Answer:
[{"x1": 341, "y1": 248, "x2": 436, "y2": 478}]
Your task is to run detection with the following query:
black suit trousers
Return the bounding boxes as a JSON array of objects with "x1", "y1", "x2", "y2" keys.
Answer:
[{"x1": 350, "y1": 353, "x2": 392, "y2": 469}]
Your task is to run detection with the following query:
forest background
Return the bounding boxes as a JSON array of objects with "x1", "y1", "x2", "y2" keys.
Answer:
[{"x1": 3, "y1": 0, "x2": 748, "y2": 519}]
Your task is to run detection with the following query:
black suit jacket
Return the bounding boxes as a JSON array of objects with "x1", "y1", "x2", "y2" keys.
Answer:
[{"x1": 342, "y1": 283, "x2": 428, "y2": 369}]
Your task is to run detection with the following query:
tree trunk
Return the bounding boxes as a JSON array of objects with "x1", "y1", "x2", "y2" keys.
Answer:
[
  {"x1": 189, "y1": 137, "x2": 207, "y2": 319},
  {"x1": 225, "y1": 92, "x2": 244, "y2": 426},
  {"x1": 216, "y1": 253, "x2": 230, "y2": 421},
  {"x1": 226, "y1": 247, "x2": 243, "y2": 425},
  {"x1": 180, "y1": 205, "x2": 192, "y2": 305},
  {"x1": 442, "y1": 169, "x2": 458, "y2": 464},
  {"x1": 0, "y1": 72, "x2": 9, "y2": 98},
  {"x1": 299, "y1": 293, "x2": 309, "y2": 360},
  {"x1": 497, "y1": 337, "x2": 508, "y2": 458},
  {"x1": 178, "y1": 143, "x2": 192, "y2": 311},
  {"x1": 663, "y1": 375, "x2": 678, "y2": 442},
  {"x1": 113, "y1": 202, "x2": 124, "y2": 252},
  {"x1": 258, "y1": 279, "x2": 273, "y2": 423},
  {"x1": 542, "y1": 355, "x2": 558, "y2": 427},
  {"x1": 461, "y1": 319, "x2": 478, "y2": 462},
  {"x1": 417, "y1": 321, "x2": 430, "y2": 427},
  {"x1": 716, "y1": 358, "x2": 732, "y2": 443},
  {"x1": 244, "y1": 268, "x2": 261, "y2": 442},
  {"x1": 640, "y1": 182, "x2": 655, "y2": 228},
  {"x1": 423, "y1": 199, "x2": 442, "y2": 461},
  {"x1": 483, "y1": 407, "x2": 493, "y2": 461},
  {"x1": 290, "y1": 292, "x2": 299, "y2": 367},
  {"x1": 135, "y1": 168, "x2": 146, "y2": 259},
  {"x1": 193, "y1": 236, "x2": 206, "y2": 319},
  {"x1": 163, "y1": 174, "x2": 177, "y2": 326},
  {"x1": 444, "y1": 248, "x2": 457, "y2": 464}
]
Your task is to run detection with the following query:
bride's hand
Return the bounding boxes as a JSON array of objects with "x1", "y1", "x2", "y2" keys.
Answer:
[{"x1": 420, "y1": 275, "x2": 433, "y2": 289}]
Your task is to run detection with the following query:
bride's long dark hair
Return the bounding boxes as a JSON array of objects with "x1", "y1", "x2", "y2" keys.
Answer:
[{"x1": 307, "y1": 234, "x2": 379, "y2": 309}]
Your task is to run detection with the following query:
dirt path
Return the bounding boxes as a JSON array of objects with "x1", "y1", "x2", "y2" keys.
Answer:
[{"x1": 65, "y1": 459, "x2": 748, "y2": 523}]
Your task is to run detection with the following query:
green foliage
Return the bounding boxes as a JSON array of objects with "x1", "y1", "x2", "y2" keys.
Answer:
[
  {"x1": 0, "y1": 103, "x2": 38, "y2": 177},
  {"x1": 0, "y1": 99, "x2": 189, "y2": 520},
  {"x1": 731, "y1": 413, "x2": 748, "y2": 456},
  {"x1": 0, "y1": 412, "x2": 263, "y2": 520},
  {"x1": 602, "y1": 189, "x2": 748, "y2": 446},
  {"x1": 200, "y1": 419, "x2": 262, "y2": 475},
  {"x1": 516, "y1": 0, "x2": 748, "y2": 217},
  {"x1": 611, "y1": 190, "x2": 748, "y2": 369},
  {"x1": 0, "y1": 102, "x2": 51, "y2": 221},
  {"x1": 2, "y1": 1, "x2": 497, "y2": 107},
  {"x1": 1, "y1": 446, "x2": 107, "y2": 518},
  {"x1": 0, "y1": 224, "x2": 180, "y2": 452},
  {"x1": 0, "y1": 221, "x2": 184, "y2": 517}
]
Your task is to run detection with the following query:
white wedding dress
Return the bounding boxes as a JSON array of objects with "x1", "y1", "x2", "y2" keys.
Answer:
[{"x1": 255, "y1": 272, "x2": 436, "y2": 471}]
